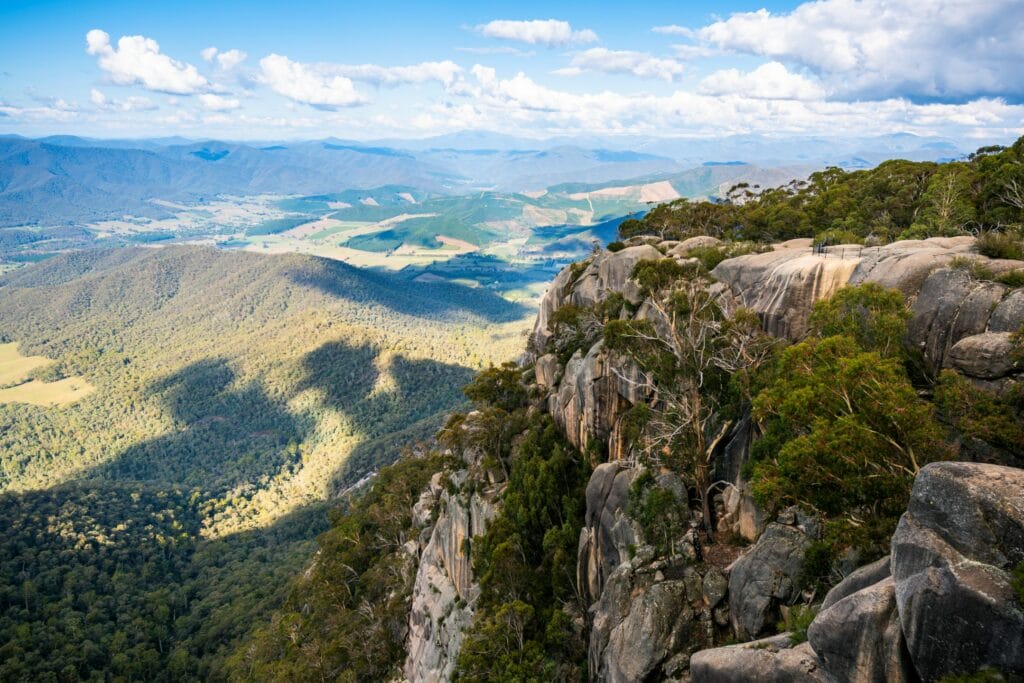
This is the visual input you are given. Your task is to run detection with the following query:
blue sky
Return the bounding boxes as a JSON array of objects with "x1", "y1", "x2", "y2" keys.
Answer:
[{"x1": 1, "y1": 0, "x2": 1022, "y2": 142}]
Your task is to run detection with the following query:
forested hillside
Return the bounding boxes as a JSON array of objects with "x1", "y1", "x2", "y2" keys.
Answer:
[
  {"x1": 620, "y1": 137, "x2": 1024, "y2": 247},
  {"x1": 233, "y1": 136, "x2": 1024, "y2": 682},
  {"x1": 0, "y1": 246, "x2": 530, "y2": 680}
]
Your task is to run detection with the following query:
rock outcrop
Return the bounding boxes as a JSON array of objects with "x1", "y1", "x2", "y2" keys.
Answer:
[
  {"x1": 403, "y1": 455, "x2": 502, "y2": 682},
  {"x1": 712, "y1": 237, "x2": 1024, "y2": 381},
  {"x1": 405, "y1": 233, "x2": 1024, "y2": 683},
  {"x1": 692, "y1": 462, "x2": 1024, "y2": 683},
  {"x1": 890, "y1": 462, "x2": 1024, "y2": 681},
  {"x1": 728, "y1": 509, "x2": 819, "y2": 640},
  {"x1": 690, "y1": 635, "x2": 828, "y2": 682}
]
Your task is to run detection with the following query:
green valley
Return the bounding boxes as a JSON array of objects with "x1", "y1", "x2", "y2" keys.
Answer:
[{"x1": 0, "y1": 245, "x2": 530, "y2": 680}]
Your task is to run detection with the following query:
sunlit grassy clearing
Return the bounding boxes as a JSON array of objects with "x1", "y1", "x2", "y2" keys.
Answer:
[
  {"x1": 0, "y1": 377, "x2": 95, "y2": 406},
  {"x1": 0, "y1": 342, "x2": 53, "y2": 385}
]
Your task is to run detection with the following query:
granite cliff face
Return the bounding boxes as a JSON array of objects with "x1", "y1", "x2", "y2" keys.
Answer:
[
  {"x1": 403, "y1": 436, "x2": 502, "y2": 682},
  {"x1": 400, "y1": 234, "x2": 1024, "y2": 682}
]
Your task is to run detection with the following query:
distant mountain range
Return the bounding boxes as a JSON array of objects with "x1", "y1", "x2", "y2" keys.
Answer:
[{"x1": 0, "y1": 132, "x2": 969, "y2": 228}]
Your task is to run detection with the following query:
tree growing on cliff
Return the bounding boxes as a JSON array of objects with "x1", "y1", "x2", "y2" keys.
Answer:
[
  {"x1": 748, "y1": 285, "x2": 953, "y2": 558},
  {"x1": 603, "y1": 258, "x2": 775, "y2": 538}
]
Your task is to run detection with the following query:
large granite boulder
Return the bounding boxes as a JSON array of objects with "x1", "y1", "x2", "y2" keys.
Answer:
[
  {"x1": 690, "y1": 634, "x2": 828, "y2": 682},
  {"x1": 907, "y1": 269, "x2": 1010, "y2": 374},
  {"x1": 820, "y1": 555, "x2": 891, "y2": 610},
  {"x1": 669, "y1": 236, "x2": 722, "y2": 258},
  {"x1": 530, "y1": 262, "x2": 577, "y2": 356},
  {"x1": 945, "y1": 331, "x2": 1019, "y2": 379},
  {"x1": 594, "y1": 571, "x2": 696, "y2": 682},
  {"x1": 577, "y1": 462, "x2": 643, "y2": 605},
  {"x1": 551, "y1": 342, "x2": 632, "y2": 453},
  {"x1": 571, "y1": 244, "x2": 662, "y2": 308},
  {"x1": 989, "y1": 288, "x2": 1024, "y2": 332},
  {"x1": 808, "y1": 577, "x2": 916, "y2": 683},
  {"x1": 728, "y1": 510, "x2": 818, "y2": 639},
  {"x1": 890, "y1": 462, "x2": 1024, "y2": 681},
  {"x1": 712, "y1": 249, "x2": 860, "y2": 338}
]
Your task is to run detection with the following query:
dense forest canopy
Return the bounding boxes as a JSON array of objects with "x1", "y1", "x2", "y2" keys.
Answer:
[
  {"x1": 618, "y1": 136, "x2": 1024, "y2": 247},
  {"x1": 0, "y1": 246, "x2": 530, "y2": 680}
]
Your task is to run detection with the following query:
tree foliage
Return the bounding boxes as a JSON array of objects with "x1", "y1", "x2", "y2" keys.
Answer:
[
  {"x1": 748, "y1": 286, "x2": 953, "y2": 557},
  {"x1": 620, "y1": 137, "x2": 1024, "y2": 244}
]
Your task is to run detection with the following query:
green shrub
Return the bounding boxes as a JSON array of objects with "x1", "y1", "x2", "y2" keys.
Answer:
[
  {"x1": 1012, "y1": 562, "x2": 1024, "y2": 605},
  {"x1": 631, "y1": 258, "x2": 695, "y2": 294},
  {"x1": 814, "y1": 228, "x2": 865, "y2": 246},
  {"x1": 606, "y1": 241, "x2": 626, "y2": 252},
  {"x1": 933, "y1": 370, "x2": 1024, "y2": 457},
  {"x1": 628, "y1": 470, "x2": 687, "y2": 557},
  {"x1": 464, "y1": 362, "x2": 528, "y2": 412},
  {"x1": 750, "y1": 329, "x2": 952, "y2": 556},
  {"x1": 950, "y1": 256, "x2": 998, "y2": 282},
  {"x1": 808, "y1": 283, "x2": 911, "y2": 357},
  {"x1": 976, "y1": 230, "x2": 1024, "y2": 260},
  {"x1": 996, "y1": 270, "x2": 1024, "y2": 287},
  {"x1": 778, "y1": 605, "x2": 818, "y2": 645}
]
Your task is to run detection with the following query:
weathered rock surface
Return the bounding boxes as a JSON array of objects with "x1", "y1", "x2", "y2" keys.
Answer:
[
  {"x1": 571, "y1": 244, "x2": 662, "y2": 308},
  {"x1": 945, "y1": 331, "x2": 1018, "y2": 379},
  {"x1": 890, "y1": 462, "x2": 1024, "y2": 681},
  {"x1": 592, "y1": 568, "x2": 695, "y2": 682},
  {"x1": 728, "y1": 512, "x2": 817, "y2": 639},
  {"x1": 820, "y1": 555, "x2": 891, "y2": 610},
  {"x1": 690, "y1": 634, "x2": 828, "y2": 682},
  {"x1": 577, "y1": 462, "x2": 643, "y2": 605},
  {"x1": 808, "y1": 577, "x2": 915, "y2": 683},
  {"x1": 989, "y1": 288, "x2": 1024, "y2": 332},
  {"x1": 669, "y1": 236, "x2": 722, "y2": 257},
  {"x1": 403, "y1": 470, "x2": 500, "y2": 683},
  {"x1": 711, "y1": 237, "x2": 1024, "y2": 375}
]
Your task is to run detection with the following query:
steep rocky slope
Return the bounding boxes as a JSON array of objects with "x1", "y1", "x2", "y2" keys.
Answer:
[{"x1": 367, "y1": 234, "x2": 1023, "y2": 681}]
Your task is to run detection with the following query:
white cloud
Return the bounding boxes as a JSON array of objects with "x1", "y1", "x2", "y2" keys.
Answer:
[
  {"x1": 91, "y1": 88, "x2": 158, "y2": 111},
  {"x1": 444, "y1": 65, "x2": 1024, "y2": 140},
  {"x1": 696, "y1": 0, "x2": 1024, "y2": 101},
  {"x1": 334, "y1": 61, "x2": 463, "y2": 88},
  {"x1": 85, "y1": 29, "x2": 208, "y2": 94},
  {"x1": 652, "y1": 25, "x2": 694, "y2": 37},
  {"x1": 200, "y1": 47, "x2": 218, "y2": 62},
  {"x1": 0, "y1": 102, "x2": 78, "y2": 122},
  {"x1": 477, "y1": 19, "x2": 597, "y2": 47},
  {"x1": 556, "y1": 48, "x2": 685, "y2": 82},
  {"x1": 259, "y1": 54, "x2": 367, "y2": 109},
  {"x1": 198, "y1": 93, "x2": 241, "y2": 111},
  {"x1": 455, "y1": 46, "x2": 534, "y2": 57},
  {"x1": 216, "y1": 49, "x2": 247, "y2": 71},
  {"x1": 698, "y1": 62, "x2": 826, "y2": 100}
]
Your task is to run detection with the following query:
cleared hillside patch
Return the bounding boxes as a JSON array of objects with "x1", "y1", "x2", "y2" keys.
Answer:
[
  {"x1": 0, "y1": 377, "x2": 94, "y2": 406},
  {"x1": 0, "y1": 342, "x2": 51, "y2": 385}
]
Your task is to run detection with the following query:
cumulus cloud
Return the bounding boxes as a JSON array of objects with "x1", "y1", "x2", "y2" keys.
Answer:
[
  {"x1": 698, "y1": 62, "x2": 826, "y2": 100},
  {"x1": 198, "y1": 93, "x2": 241, "y2": 111},
  {"x1": 200, "y1": 47, "x2": 218, "y2": 62},
  {"x1": 91, "y1": 88, "x2": 158, "y2": 111},
  {"x1": 216, "y1": 49, "x2": 247, "y2": 71},
  {"x1": 85, "y1": 29, "x2": 208, "y2": 94},
  {"x1": 695, "y1": 0, "x2": 1024, "y2": 101},
  {"x1": 334, "y1": 61, "x2": 463, "y2": 88},
  {"x1": 444, "y1": 64, "x2": 1024, "y2": 140},
  {"x1": 259, "y1": 54, "x2": 367, "y2": 109},
  {"x1": 651, "y1": 25, "x2": 694, "y2": 37},
  {"x1": 477, "y1": 19, "x2": 597, "y2": 47},
  {"x1": 556, "y1": 48, "x2": 685, "y2": 82},
  {"x1": 0, "y1": 102, "x2": 78, "y2": 122}
]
